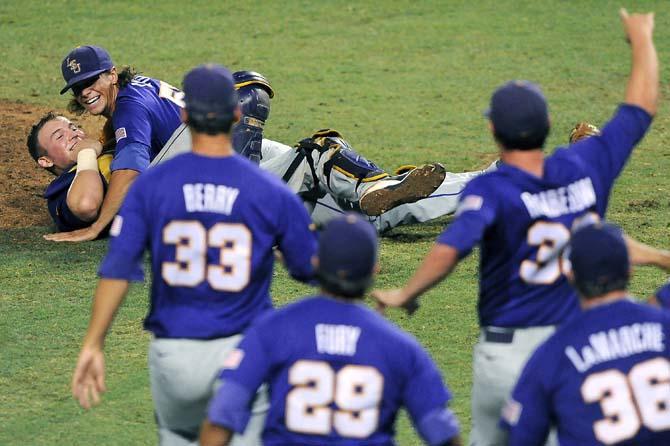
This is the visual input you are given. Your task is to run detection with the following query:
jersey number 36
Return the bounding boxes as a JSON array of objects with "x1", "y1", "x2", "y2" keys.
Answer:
[{"x1": 161, "y1": 220, "x2": 252, "y2": 291}]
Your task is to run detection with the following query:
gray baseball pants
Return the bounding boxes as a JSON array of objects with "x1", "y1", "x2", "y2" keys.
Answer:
[
  {"x1": 470, "y1": 326, "x2": 557, "y2": 446},
  {"x1": 151, "y1": 125, "x2": 484, "y2": 233},
  {"x1": 149, "y1": 336, "x2": 267, "y2": 446}
]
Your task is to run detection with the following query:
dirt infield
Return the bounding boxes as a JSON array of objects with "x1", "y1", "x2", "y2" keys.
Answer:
[{"x1": 0, "y1": 100, "x2": 104, "y2": 229}]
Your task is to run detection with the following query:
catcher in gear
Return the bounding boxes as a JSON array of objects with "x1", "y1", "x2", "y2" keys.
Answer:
[{"x1": 151, "y1": 70, "x2": 493, "y2": 233}]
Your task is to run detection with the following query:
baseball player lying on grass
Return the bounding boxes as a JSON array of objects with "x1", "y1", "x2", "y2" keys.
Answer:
[
  {"x1": 153, "y1": 70, "x2": 497, "y2": 233},
  {"x1": 28, "y1": 74, "x2": 488, "y2": 235},
  {"x1": 42, "y1": 44, "x2": 453, "y2": 242}
]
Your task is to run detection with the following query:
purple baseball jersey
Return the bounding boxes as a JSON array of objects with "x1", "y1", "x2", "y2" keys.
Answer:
[
  {"x1": 110, "y1": 75, "x2": 183, "y2": 172},
  {"x1": 98, "y1": 152, "x2": 317, "y2": 339},
  {"x1": 208, "y1": 295, "x2": 457, "y2": 445},
  {"x1": 503, "y1": 299, "x2": 670, "y2": 445},
  {"x1": 438, "y1": 104, "x2": 652, "y2": 327}
]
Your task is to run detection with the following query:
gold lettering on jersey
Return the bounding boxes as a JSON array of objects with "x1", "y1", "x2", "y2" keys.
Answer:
[
  {"x1": 520, "y1": 177, "x2": 596, "y2": 219},
  {"x1": 565, "y1": 322, "x2": 664, "y2": 373},
  {"x1": 315, "y1": 324, "x2": 361, "y2": 356},
  {"x1": 182, "y1": 183, "x2": 239, "y2": 215}
]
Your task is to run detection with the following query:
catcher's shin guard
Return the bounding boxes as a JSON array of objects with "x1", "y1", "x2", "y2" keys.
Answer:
[{"x1": 316, "y1": 129, "x2": 389, "y2": 184}]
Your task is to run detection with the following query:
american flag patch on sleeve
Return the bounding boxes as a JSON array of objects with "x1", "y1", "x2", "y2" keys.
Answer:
[
  {"x1": 110, "y1": 215, "x2": 123, "y2": 237},
  {"x1": 222, "y1": 348, "x2": 245, "y2": 369},
  {"x1": 455, "y1": 195, "x2": 483, "y2": 216},
  {"x1": 115, "y1": 127, "x2": 127, "y2": 142}
]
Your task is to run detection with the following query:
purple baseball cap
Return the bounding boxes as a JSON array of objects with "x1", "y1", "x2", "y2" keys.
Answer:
[
  {"x1": 183, "y1": 64, "x2": 238, "y2": 118},
  {"x1": 317, "y1": 213, "x2": 378, "y2": 296},
  {"x1": 568, "y1": 222, "x2": 630, "y2": 298},
  {"x1": 60, "y1": 45, "x2": 114, "y2": 95},
  {"x1": 486, "y1": 80, "x2": 550, "y2": 150}
]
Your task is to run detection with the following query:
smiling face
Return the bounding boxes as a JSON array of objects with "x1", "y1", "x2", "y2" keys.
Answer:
[
  {"x1": 73, "y1": 68, "x2": 118, "y2": 117},
  {"x1": 36, "y1": 117, "x2": 86, "y2": 173}
]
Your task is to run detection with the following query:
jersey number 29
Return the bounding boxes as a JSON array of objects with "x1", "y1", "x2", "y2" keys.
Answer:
[
  {"x1": 286, "y1": 360, "x2": 384, "y2": 438},
  {"x1": 161, "y1": 220, "x2": 251, "y2": 291}
]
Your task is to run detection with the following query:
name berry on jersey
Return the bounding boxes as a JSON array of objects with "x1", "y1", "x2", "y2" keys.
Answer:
[
  {"x1": 182, "y1": 183, "x2": 239, "y2": 215},
  {"x1": 565, "y1": 322, "x2": 664, "y2": 373},
  {"x1": 315, "y1": 323, "x2": 361, "y2": 356},
  {"x1": 521, "y1": 177, "x2": 596, "y2": 219}
]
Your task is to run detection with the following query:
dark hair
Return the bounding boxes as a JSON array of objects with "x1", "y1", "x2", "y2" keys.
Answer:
[
  {"x1": 573, "y1": 273, "x2": 630, "y2": 299},
  {"x1": 27, "y1": 111, "x2": 58, "y2": 161},
  {"x1": 67, "y1": 66, "x2": 139, "y2": 115},
  {"x1": 494, "y1": 127, "x2": 550, "y2": 151},
  {"x1": 186, "y1": 110, "x2": 236, "y2": 135},
  {"x1": 316, "y1": 270, "x2": 372, "y2": 299}
]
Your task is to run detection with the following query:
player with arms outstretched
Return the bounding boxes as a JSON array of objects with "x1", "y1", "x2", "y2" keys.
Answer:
[
  {"x1": 373, "y1": 8, "x2": 658, "y2": 445},
  {"x1": 200, "y1": 214, "x2": 462, "y2": 446},
  {"x1": 503, "y1": 222, "x2": 670, "y2": 445},
  {"x1": 71, "y1": 64, "x2": 316, "y2": 445}
]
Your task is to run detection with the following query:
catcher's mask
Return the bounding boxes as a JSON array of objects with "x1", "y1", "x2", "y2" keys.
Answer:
[
  {"x1": 316, "y1": 213, "x2": 378, "y2": 299},
  {"x1": 232, "y1": 71, "x2": 274, "y2": 162}
]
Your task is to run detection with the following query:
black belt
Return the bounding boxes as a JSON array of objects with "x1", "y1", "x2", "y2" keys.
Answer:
[{"x1": 483, "y1": 327, "x2": 515, "y2": 344}]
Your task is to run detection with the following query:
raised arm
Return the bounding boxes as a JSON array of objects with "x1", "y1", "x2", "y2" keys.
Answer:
[{"x1": 620, "y1": 8, "x2": 658, "y2": 115}]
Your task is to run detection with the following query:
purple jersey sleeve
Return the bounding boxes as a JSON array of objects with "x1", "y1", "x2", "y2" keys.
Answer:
[
  {"x1": 98, "y1": 176, "x2": 150, "y2": 281},
  {"x1": 403, "y1": 343, "x2": 452, "y2": 430},
  {"x1": 655, "y1": 281, "x2": 670, "y2": 309},
  {"x1": 209, "y1": 323, "x2": 274, "y2": 432},
  {"x1": 570, "y1": 104, "x2": 652, "y2": 195},
  {"x1": 501, "y1": 347, "x2": 552, "y2": 446},
  {"x1": 436, "y1": 179, "x2": 498, "y2": 258},
  {"x1": 275, "y1": 190, "x2": 317, "y2": 282},
  {"x1": 111, "y1": 98, "x2": 153, "y2": 172}
]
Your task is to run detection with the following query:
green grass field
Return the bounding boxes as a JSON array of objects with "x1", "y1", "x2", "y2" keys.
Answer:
[{"x1": 1, "y1": 1, "x2": 669, "y2": 444}]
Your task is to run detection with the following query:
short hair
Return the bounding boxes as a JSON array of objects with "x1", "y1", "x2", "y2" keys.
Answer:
[
  {"x1": 493, "y1": 128, "x2": 549, "y2": 151},
  {"x1": 27, "y1": 111, "x2": 58, "y2": 161},
  {"x1": 67, "y1": 66, "x2": 138, "y2": 115},
  {"x1": 185, "y1": 110, "x2": 236, "y2": 135}
]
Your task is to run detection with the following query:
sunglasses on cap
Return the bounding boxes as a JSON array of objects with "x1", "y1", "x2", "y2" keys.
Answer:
[{"x1": 71, "y1": 74, "x2": 101, "y2": 96}]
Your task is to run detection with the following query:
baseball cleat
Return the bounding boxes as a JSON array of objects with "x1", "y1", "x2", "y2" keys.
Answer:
[{"x1": 359, "y1": 163, "x2": 446, "y2": 216}]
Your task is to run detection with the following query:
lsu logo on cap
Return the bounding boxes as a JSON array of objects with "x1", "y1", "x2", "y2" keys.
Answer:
[
  {"x1": 67, "y1": 58, "x2": 81, "y2": 74},
  {"x1": 115, "y1": 127, "x2": 127, "y2": 142}
]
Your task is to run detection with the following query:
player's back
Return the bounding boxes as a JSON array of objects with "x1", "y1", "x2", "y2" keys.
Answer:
[
  {"x1": 523, "y1": 300, "x2": 670, "y2": 445},
  {"x1": 250, "y1": 295, "x2": 451, "y2": 445},
  {"x1": 114, "y1": 152, "x2": 315, "y2": 339},
  {"x1": 440, "y1": 104, "x2": 652, "y2": 327},
  {"x1": 460, "y1": 153, "x2": 601, "y2": 326}
]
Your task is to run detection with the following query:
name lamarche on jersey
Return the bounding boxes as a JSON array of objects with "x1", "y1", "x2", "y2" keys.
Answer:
[
  {"x1": 182, "y1": 183, "x2": 239, "y2": 215},
  {"x1": 521, "y1": 177, "x2": 596, "y2": 219},
  {"x1": 565, "y1": 322, "x2": 664, "y2": 373}
]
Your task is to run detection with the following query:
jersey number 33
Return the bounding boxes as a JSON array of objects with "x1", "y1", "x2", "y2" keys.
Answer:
[{"x1": 161, "y1": 220, "x2": 252, "y2": 292}]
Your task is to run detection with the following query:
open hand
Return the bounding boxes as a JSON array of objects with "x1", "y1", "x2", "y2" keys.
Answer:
[{"x1": 72, "y1": 346, "x2": 106, "y2": 410}]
